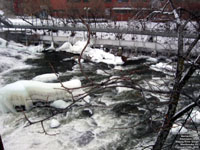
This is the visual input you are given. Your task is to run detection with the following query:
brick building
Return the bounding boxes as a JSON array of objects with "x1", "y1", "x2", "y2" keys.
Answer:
[{"x1": 13, "y1": 0, "x2": 200, "y2": 21}]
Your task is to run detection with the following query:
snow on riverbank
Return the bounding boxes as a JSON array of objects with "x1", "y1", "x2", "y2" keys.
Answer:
[
  {"x1": 56, "y1": 40, "x2": 124, "y2": 65},
  {"x1": 0, "y1": 38, "x2": 44, "y2": 53}
]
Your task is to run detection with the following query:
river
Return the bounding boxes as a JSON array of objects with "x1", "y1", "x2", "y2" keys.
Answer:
[{"x1": 0, "y1": 39, "x2": 198, "y2": 150}]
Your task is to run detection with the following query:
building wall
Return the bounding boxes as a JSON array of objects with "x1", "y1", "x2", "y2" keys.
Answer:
[
  {"x1": 13, "y1": 0, "x2": 200, "y2": 21},
  {"x1": 50, "y1": 0, "x2": 66, "y2": 10}
]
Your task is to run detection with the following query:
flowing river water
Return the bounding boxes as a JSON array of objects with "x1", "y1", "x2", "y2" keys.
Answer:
[{"x1": 0, "y1": 41, "x2": 199, "y2": 150}]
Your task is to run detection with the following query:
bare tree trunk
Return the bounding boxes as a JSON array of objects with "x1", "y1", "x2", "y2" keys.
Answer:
[
  {"x1": 152, "y1": 26, "x2": 185, "y2": 150},
  {"x1": 0, "y1": 135, "x2": 4, "y2": 150},
  {"x1": 152, "y1": 84, "x2": 181, "y2": 150},
  {"x1": 153, "y1": 18, "x2": 200, "y2": 148}
]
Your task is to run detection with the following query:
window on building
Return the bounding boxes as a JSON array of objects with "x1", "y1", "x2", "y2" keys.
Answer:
[
  {"x1": 105, "y1": 0, "x2": 112, "y2": 2},
  {"x1": 114, "y1": 10, "x2": 128, "y2": 14},
  {"x1": 118, "y1": 0, "x2": 129, "y2": 2},
  {"x1": 68, "y1": 0, "x2": 81, "y2": 2}
]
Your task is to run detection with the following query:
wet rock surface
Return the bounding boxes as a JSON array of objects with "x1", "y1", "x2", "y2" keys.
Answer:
[{"x1": 76, "y1": 131, "x2": 95, "y2": 146}]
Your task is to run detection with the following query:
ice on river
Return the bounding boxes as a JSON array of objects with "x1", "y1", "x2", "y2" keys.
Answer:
[{"x1": 0, "y1": 79, "x2": 87, "y2": 113}]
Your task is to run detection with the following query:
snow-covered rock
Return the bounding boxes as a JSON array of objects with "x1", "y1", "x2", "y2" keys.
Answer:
[
  {"x1": 83, "y1": 95, "x2": 91, "y2": 104},
  {"x1": 146, "y1": 57, "x2": 158, "y2": 63},
  {"x1": 45, "y1": 42, "x2": 56, "y2": 51},
  {"x1": 50, "y1": 119, "x2": 60, "y2": 128},
  {"x1": 56, "y1": 41, "x2": 72, "y2": 51},
  {"x1": 27, "y1": 44, "x2": 44, "y2": 53},
  {"x1": 80, "y1": 108, "x2": 93, "y2": 118},
  {"x1": 87, "y1": 48, "x2": 124, "y2": 65},
  {"x1": 170, "y1": 124, "x2": 188, "y2": 135},
  {"x1": 57, "y1": 40, "x2": 90, "y2": 54},
  {"x1": 50, "y1": 100, "x2": 69, "y2": 109},
  {"x1": 116, "y1": 87, "x2": 133, "y2": 93},
  {"x1": 150, "y1": 62, "x2": 174, "y2": 72},
  {"x1": 56, "y1": 40, "x2": 124, "y2": 65},
  {"x1": 190, "y1": 110, "x2": 200, "y2": 124},
  {"x1": 96, "y1": 69, "x2": 109, "y2": 76},
  {"x1": 32, "y1": 73, "x2": 59, "y2": 82}
]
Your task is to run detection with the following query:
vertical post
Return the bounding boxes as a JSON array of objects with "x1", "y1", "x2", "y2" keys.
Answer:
[{"x1": 84, "y1": 7, "x2": 90, "y2": 23}]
